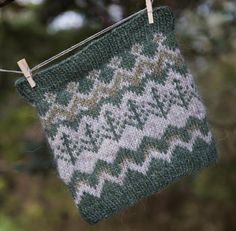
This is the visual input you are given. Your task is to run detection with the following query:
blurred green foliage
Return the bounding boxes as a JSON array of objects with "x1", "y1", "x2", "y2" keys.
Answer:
[{"x1": 0, "y1": 0, "x2": 236, "y2": 230}]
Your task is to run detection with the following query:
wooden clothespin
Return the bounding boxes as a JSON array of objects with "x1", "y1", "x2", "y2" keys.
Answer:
[
  {"x1": 17, "y1": 58, "x2": 36, "y2": 88},
  {"x1": 146, "y1": 0, "x2": 154, "y2": 24}
]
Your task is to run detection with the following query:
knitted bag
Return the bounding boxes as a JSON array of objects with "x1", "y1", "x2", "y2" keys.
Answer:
[{"x1": 15, "y1": 6, "x2": 217, "y2": 224}]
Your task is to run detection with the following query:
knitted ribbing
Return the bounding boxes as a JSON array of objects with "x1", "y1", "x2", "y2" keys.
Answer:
[{"x1": 15, "y1": 6, "x2": 218, "y2": 224}]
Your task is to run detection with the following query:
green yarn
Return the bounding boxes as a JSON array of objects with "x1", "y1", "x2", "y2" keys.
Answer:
[
  {"x1": 15, "y1": 6, "x2": 218, "y2": 225},
  {"x1": 79, "y1": 139, "x2": 217, "y2": 224}
]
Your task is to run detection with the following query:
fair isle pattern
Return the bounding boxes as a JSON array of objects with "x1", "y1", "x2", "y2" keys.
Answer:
[
  {"x1": 42, "y1": 33, "x2": 203, "y2": 179},
  {"x1": 73, "y1": 129, "x2": 213, "y2": 203},
  {"x1": 15, "y1": 7, "x2": 217, "y2": 225},
  {"x1": 40, "y1": 34, "x2": 184, "y2": 125}
]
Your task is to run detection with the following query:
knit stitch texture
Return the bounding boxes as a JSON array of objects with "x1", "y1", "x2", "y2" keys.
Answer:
[{"x1": 15, "y1": 6, "x2": 218, "y2": 224}]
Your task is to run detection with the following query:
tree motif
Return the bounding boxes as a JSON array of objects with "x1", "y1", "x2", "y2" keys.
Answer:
[
  {"x1": 151, "y1": 88, "x2": 168, "y2": 118},
  {"x1": 104, "y1": 111, "x2": 120, "y2": 141},
  {"x1": 62, "y1": 133, "x2": 76, "y2": 165},
  {"x1": 128, "y1": 100, "x2": 144, "y2": 128}
]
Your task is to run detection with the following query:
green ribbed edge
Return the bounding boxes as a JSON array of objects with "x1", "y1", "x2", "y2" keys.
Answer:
[
  {"x1": 77, "y1": 138, "x2": 218, "y2": 224},
  {"x1": 15, "y1": 6, "x2": 175, "y2": 104}
]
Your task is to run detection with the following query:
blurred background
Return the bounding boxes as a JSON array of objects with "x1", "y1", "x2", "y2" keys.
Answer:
[{"x1": 0, "y1": 0, "x2": 235, "y2": 230}]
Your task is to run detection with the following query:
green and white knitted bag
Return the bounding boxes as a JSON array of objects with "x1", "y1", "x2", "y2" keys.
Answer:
[{"x1": 16, "y1": 6, "x2": 217, "y2": 224}]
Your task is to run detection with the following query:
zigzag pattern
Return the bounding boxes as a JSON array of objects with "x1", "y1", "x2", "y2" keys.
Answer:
[
  {"x1": 41, "y1": 34, "x2": 186, "y2": 127},
  {"x1": 43, "y1": 67, "x2": 196, "y2": 136},
  {"x1": 51, "y1": 96, "x2": 205, "y2": 160},
  {"x1": 73, "y1": 131, "x2": 212, "y2": 203},
  {"x1": 54, "y1": 105, "x2": 206, "y2": 184},
  {"x1": 49, "y1": 94, "x2": 205, "y2": 159},
  {"x1": 45, "y1": 71, "x2": 200, "y2": 146},
  {"x1": 43, "y1": 73, "x2": 162, "y2": 132},
  {"x1": 77, "y1": 138, "x2": 217, "y2": 224},
  {"x1": 67, "y1": 116, "x2": 209, "y2": 188}
]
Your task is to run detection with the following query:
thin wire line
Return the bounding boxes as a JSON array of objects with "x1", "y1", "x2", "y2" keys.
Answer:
[
  {"x1": 31, "y1": 8, "x2": 146, "y2": 73},
  {"x1": 0, "y1": 68, "x2": 22, "y2": 74},
  {"x1": 0, "y1": 1, "x2": 153, "y2": 75}
]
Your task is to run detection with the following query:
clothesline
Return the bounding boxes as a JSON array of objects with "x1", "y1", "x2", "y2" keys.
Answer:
[
  {"x1": 0, "y1": 69, "x2": 22, "y2": 74},
  {"x1": 0, "y1": 1, "x2": 154, "y2": 76}
]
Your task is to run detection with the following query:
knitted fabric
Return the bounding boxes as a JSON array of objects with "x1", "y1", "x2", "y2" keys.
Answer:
[{"x1": 15, "y1": 6, "x2": 217, "y2": 224}]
